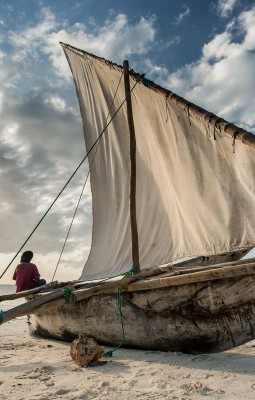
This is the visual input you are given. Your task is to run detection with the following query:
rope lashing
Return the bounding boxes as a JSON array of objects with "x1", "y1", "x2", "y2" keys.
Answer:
[
  {"x1": 124, "y1": 265, "x2": 137, "y2": 277},
  {"x1": 64, "y1": 288, "x2": 77, "y2": 304},
  {"x1": 205, "y1": 113, "x2": 214, "y2": 138},
  {"x1": 232, "y1": 128, "x2": 243, "y2": 153},
  {"x1": 186, "y1": 103, "x2": 192, "y2": 126},
  {"x1": 212, "y1": 117, "x2": 223, "y2": 140},
  {"x1": 214, "y1": 117, "x2": 226, "y2": 139},
  {"x1": 142, "y1": 77, "x2": 151, "y2": 88},
  {"x1": 0, "y1": 310, "x2": 3, "y2": 325},
  {"x1": 104, "y1": 287, "x2": 125, "y2": 358}
]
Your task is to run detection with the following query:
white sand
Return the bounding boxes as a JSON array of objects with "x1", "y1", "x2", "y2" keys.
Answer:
[{"x1": 1, "y1": 319, "x2": 255, "y2": 400}]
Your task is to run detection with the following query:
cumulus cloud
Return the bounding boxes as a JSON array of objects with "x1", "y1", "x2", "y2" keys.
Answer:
[
  {"x1": 5, "y1": 8, "x2": 156, "y2": 80},
  {"x1": 0, "y1": 7, "x2": 157, "y2": 282},
  {"x1": 1, "y1": 3, "x2": 254, "y2": 283},
  {"x1": 166, "y1": 6, "x2": 255, "y2": 132},
  {"x1": 9, "y1": 8, "x2": 56, "y2": 50},
  {"x1": 43, "y1": 13, "x2": 156, "y2": 78}
]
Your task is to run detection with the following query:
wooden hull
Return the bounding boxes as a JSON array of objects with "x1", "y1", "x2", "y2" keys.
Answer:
[{"x1": 28, "y1": 272, "x2": 255, "y2": 354}]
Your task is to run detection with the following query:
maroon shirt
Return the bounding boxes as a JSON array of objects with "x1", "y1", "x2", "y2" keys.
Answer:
[{"x1": 13, "y1": 262, "x2": 40, "y2": 292}]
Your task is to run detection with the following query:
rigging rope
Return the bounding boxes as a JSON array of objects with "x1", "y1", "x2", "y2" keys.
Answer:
[
  {"x1": 51, "y1": 70, "x2": 124, "y2": 281},
  {"x1": 74, "y1": 265, "x2": 138, "y2": 291},
  {"x1": 64, "y1": 288, "x2": 77, "y2": 304},
  {"x1": 51, "y1": 175, "x2": 88, "y2": 282},
  {"x1": 104, "y1": 287, "x2": 125, "y2": 357},
  {"x1": 0, "y1": 77, "x2": 139, "y2": 280}
]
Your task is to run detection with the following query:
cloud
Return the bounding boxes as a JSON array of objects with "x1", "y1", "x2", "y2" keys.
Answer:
[
  {"x1": 217, "y1": 0, "x2": 237, "y2": 18},
  {"x1": 5, "y1": 8, "x2": 156, "y2": 80},
  {"x1": 155, "y1": 36, "x2": 181, "y2": 51},
  {"x1": 174, "y1": 5, "x2": 190, "y2": 25},
  {"x1": 43, "y1": 13, "x2": 156, "y2": 78},
  {"x1": 2, "y1": 3, "x2": 254, "y2": 283},
  {"x1": 166, "y1": 6, "x2": 255, "y2": 132},
  {"x1": 0, "y1": 7, "x2": 157, "y2": 282},
  {"x1": 0, "y1": 88, "x2": 89, "y2": 248}
]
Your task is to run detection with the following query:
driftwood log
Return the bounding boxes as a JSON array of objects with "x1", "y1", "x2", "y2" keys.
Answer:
[{"x1": 70, "y1": 336, "x2": 105, "y2": 367}]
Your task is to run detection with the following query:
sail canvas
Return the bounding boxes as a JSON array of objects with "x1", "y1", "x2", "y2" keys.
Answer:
[{"x1": 63, "y1": 44, "x2": 255, "y2": 280}]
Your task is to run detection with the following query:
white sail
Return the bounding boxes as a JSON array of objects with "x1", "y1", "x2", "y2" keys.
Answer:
[{"x1": 62, "y1": 44, "x2": 255, "y2": 280}]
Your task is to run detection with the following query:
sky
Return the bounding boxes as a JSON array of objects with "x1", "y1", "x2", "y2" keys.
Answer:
[{"x1": 0, "y1": 0, "x2": 255, "y2": 285}]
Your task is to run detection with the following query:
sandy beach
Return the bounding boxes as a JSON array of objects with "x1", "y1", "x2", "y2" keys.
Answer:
[{"x1": 0, "y1": 318, "x2": 255, "y2": 400}]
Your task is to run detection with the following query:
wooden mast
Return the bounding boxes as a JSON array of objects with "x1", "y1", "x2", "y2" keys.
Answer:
[{"x1": 123, "y1": 60, "x2": 140, "y2": 273}]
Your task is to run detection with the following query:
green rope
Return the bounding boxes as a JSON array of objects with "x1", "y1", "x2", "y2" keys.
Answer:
[
  {"x1": 0, "y1": 310, "x2": 3, "y2": 325},
  {"x1": 104, "y1": 287, "x2": 125, "y2": 358},
  {"x1": 75, "y1": 265, "x2": 138, "y2": 292},
  {"x1": 64, "y1": 288, "x2": 77, "y2": 304},
  {"x1": 124, "y1": 266, "x2": 137, "y2": 277}
]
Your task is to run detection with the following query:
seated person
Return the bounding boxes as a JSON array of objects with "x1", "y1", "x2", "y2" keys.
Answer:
[{"x1": 13, "y1": 250, "x2": 46, "y2": 293}]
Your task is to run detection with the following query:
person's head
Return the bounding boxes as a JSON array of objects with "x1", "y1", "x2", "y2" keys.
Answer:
[{"x1": 21, "y1": 250, "x2": 33, "y2": 263}]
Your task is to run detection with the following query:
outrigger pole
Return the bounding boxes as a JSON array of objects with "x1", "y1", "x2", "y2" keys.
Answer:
[{"x1": 123, "y1": 60, "x2": 140, "y2": 273}]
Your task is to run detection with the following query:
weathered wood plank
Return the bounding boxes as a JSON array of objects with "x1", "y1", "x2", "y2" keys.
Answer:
[
  {"x1": 28, "y1": 273, "x2": 255, "y2": 354},
  {"x1": 2, "y1": 287, "x2": 73, "y2": 323},
  {"x1": 127, "y1": 261, "x2": 255, "y2": 291},
  {"x1": 0, "y1": 282, "x2": 59, "y2": 302},
  {"x1": 2, "y1": 260, "x2": 255, "y2": 323}
]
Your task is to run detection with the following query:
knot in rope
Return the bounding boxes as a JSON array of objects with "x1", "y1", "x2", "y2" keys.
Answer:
[
  {"x1": 123, "y1": 266, "x2": 137, "y2": 277},
  {"x1": 64, "y1": 288, "x2": 77, "y2": 304},
  {"x1": 142, "y1": 77, "x2": 151, "y2": 87},
  {"x1": 232, "y1": 128, "x2": 243, "y2": 153},
  {"x1": 104, "y1": 349, "x2": 114, "y2": 358}
]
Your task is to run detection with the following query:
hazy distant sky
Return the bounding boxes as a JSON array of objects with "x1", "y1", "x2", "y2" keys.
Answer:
[{"x1": 0, "y1": 0, "x2": 255, "y2": 284}]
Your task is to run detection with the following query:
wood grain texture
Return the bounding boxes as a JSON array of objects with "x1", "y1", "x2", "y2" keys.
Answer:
[{"x1": 28, "y1": 272, "x2": 255, "y2": 354}]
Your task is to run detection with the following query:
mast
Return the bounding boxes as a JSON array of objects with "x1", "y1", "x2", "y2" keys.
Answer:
[{"x1": 123, "y1": 60, "x2": 140, "y2": 273}]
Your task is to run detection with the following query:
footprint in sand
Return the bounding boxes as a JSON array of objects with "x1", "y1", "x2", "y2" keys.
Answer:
[
  {"x1": 100, "y1": 381, "x2": 110, "y2": 388},
  {"x1": 45, "y1": 381, "x2": 54, "y2": 387},
  {"x1": 53, "y1": 389, "x2": 70, "y2": 396},
  {"x1": 16, "y1": 366, "x2": 55, "y2": 381},
  {"x1": 40, "y1": 376, "x2": 49, "y2": 382}
]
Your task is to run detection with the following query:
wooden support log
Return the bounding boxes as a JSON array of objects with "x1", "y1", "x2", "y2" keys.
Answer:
[
  {"x1": 1, "y1": 285, "x2": 74, "y2": 324},
  {"x1": 127, "y1": 261, "x2": 255, "y2": 292},
  {"x1": 0, "y1": 282, "x2": 59, "y2": 302},
  {"x1": 0, "y1": 286, "x2": 45, "y2": 302},
  {"x1": 173, "y1": 256, "x2": 255, "y2": 270},
  {"x1": 158, "y1": 257, "x2": 255, "y2": 279}
]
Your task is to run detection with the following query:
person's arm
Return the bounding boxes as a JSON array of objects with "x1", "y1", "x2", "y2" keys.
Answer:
[
  {"x1": 12, "y1": 269, "x2": 17, "y2": 281},
  {"x1": 32, "y1": 265, "x2": 40, "y2": 282}
]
